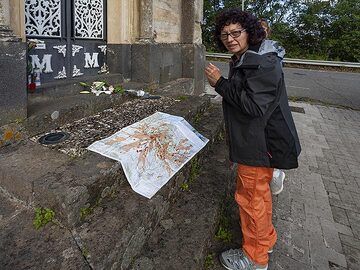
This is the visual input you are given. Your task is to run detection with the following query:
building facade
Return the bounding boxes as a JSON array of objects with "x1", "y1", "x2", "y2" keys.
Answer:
[{"x1": 0, "y1": 0, "x2": 205, "y2": 126}]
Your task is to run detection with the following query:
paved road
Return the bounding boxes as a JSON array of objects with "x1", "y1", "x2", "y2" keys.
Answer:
[{"x1": 207, "y1": 61, "x2": 360, "y2": 110}]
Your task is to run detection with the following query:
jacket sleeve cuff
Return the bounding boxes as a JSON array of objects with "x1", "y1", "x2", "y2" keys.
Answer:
[{"x1": 214, "y1": 76, "x2": 226, "y2": 96}]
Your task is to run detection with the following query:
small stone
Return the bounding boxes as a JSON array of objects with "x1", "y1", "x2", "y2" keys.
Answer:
[{"x1": 51, "y1": 111, "x2": 59, "y2": 120}]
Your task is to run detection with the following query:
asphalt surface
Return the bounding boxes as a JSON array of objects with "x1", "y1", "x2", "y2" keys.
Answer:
[{"x1": 207, "y1": 61, "x2": 360, "y2": 110}]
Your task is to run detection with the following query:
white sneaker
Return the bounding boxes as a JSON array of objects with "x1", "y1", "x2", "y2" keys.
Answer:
[
  {"x1": 270, "y1": 169, "x2": 285, "y2": 195},
  {"x1": 219, "y1": 249, "x2": 268, "y2": 270}
]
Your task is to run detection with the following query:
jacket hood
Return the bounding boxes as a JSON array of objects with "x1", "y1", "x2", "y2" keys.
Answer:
[
  {"x1": 234, "y1": 39, "x2": 285, "y2": 68},
  {"x1": 258, "y1": 39, "x2": 285, "y2": 59}
]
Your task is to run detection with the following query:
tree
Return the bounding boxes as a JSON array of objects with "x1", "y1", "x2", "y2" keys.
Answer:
[
  {"x1": 202, "y1": 0, "x2": 223, "y2": 52},
  {"x1": 201, "y1": 0, "x2": 359, "y2": 61},
  {"x1": 327, "y1": 0, "x2": 360, "y2": 61}
]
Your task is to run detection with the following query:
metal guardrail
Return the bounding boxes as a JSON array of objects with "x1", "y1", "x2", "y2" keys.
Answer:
[{"x1": 206, "y1": 52, "x2": 360, "y2": 68}]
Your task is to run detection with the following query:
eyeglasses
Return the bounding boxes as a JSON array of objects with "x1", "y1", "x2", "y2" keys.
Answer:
[{"x1": 219, "y1": 29, "x2": 246, "y2": 41}]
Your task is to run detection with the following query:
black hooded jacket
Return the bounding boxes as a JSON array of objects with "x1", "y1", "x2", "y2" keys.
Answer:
[{"x1": 215, "y1": 40, "x2": 301, "y2": 169}]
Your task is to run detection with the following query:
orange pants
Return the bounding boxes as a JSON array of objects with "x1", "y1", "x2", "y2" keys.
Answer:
[{"x1": 235, "y1": 164, "x2": 277, "y2": 266}]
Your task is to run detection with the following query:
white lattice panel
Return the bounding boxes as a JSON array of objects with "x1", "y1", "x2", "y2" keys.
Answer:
[
  {"x1": 74, "y1": 0, "x2": 104, "y2": 39},
  {"x1": 25, "y1": 0, "x2": 62, "y2": 37}
]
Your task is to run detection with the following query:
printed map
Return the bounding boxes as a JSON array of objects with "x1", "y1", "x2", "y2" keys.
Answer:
[{"x1": 87, "y1": 112, "x2": 208, "y2": 198}]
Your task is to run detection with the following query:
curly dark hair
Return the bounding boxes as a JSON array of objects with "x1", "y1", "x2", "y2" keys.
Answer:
[{"x1": 214, "y1": 9, "x2": 266, "y2": 51}]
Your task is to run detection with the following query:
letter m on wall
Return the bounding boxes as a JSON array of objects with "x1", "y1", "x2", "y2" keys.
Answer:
[
  {"x1": 30, "y1": 55, "x2": 53, "y2": 73},
  {"x1": 84, "y1": 53, "x2": 99, "y2": 68}
]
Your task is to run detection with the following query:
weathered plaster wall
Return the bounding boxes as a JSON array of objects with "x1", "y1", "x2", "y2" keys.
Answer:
[
  {"x1": 153, "y1": 0, "x2": 181, "y2": 43},
  {"x1": 9, "y1": 0, "x2": 25, "y2": 40},
  {"x1": 107, "y1": 0, "x2": 139, "y2": 44}
]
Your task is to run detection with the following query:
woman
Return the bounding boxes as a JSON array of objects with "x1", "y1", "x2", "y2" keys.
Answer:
[{"x1": 205, "y1": 9, "x2": 301, "y2": 270}]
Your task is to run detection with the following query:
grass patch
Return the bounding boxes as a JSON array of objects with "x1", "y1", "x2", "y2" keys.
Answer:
[
  {"x1": 82, "y1": 246, "x2": 89, "y2": 258},
  {"x1": 180, "y1": 158, "x2": 201, "y2": 192},
  {"x1": 80, "y1": 196, "x2": 103, "y2": 221},
  {"x1": 33, "y1": 207, "x2": 55, "y2": 230},
  {"x1": 204, "y1": 253, "x2": 215, "y2": 269},
  {"x1": 180, "y1": 182, "x2": 189, "y2": 191},
  {"x1": 215, "y1": 214, "x2": 232, "y2": 243},
  {"x1": 80, "y1": 207, "x2": 93, "y2": 220}
]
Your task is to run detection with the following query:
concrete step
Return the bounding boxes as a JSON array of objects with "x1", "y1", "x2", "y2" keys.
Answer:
[
  {"x1": 131, "y1": 137, "x2": 234, "y2": 270},
  {"x1": 58, "y1": 104, "x2": 225, "y2": 269}
]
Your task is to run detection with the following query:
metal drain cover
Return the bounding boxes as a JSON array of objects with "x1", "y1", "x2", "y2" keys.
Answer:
[{"x1": 38, "y1": 132, "x2": 69, "y2": 145}]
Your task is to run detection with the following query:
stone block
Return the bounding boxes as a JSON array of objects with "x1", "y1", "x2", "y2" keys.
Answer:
[
  {"x1": 337, "y1": 189, "x2": 355, "y2": 205},
  {"x1": 339, "y1": 233, "x2": 360, "y2": 251},
  {"x1": 342, "y1": 244, "x2": 360, "y2": 270},
  {"x1": 319, "y1": 217, "x2": 343, "y2": 253},
  {"x1": 0, "y1": 41, "x2": 27, "y2": 126},
  {"x1": 0, "y1": 209, "x2": 88, "y2": 269},
  {"x1": 346, "y1": 210, "x2": 360, "y2": 239},
  {"x1": 107, "y1": 44, "x2": 131, "y2": 79},
  {"x1": 269, "y1": 252, "x2": 312, "y2": 270},
  {"x1": 308, "y1": 232, "x2": 347, "y2": 269},
  {"x1": 182, "y1": 44, "x2": 206, "y2": 95},
  {"x1": 290, "y1": 224, "x2": 311, "y2": 265},
  {"x1": 131, "y1": 43, "x2": 182, "y2": 85},
  {"x1": 329, "y1": 197, "x2": 358, "y2": 213},
  {"x1": 0, "y1": 141, "x2": 69, "y2": 203},
  {"x1": 331, "y1": 206, "x2": 350, "y2": 226},
  {"x1": 334, "y1": 222, "x2": 353, "y2": 236},
  {"x1": 32, "y1": 152, "x2": 123, "y2": 226},
  {"x1": 322, "y1": 177, "x2": 339, "y2": 193},
  {"x1": 304, "y1": 196, "x2": 333, "y2": 222}
]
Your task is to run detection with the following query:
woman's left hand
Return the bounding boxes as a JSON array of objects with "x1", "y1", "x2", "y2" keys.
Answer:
[{"x1": 205, "y1": 63, "x2": 222, "y2": 87}]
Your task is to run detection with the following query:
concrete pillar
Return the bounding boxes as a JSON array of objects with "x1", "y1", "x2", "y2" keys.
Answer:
[
  {"x1": 138, "y1": 0, "x2": 154, "y2": 42},
  {"x1": 180, "y1": 0, "x2": 205, "y2": 95},
  {"x1": 9, "y1": 0, "x2": 26, "y2": 40},
  {"x1": 108, "y1": 0, "x2": 139, "y2": 44}
]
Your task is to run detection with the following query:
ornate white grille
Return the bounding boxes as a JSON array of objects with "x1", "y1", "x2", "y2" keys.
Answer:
[
  {"x1": 25, "y1": 0, "x2": 62, "y2": 37},
  {"x1": 72, "y1": 65, "x2": 84, "y2": 77},
  {"x1": 72, "y1": 45, "x2": 83, "y2": 56},
  {"x1": 53, "y1": 45, "x2": 67, "y2": 57},
  {"x1": 74, "y1": 0, "x2": 104, "y2": 39},
  {"x1": 54, "y1": 67, "x2": 67, "y2": 79}
]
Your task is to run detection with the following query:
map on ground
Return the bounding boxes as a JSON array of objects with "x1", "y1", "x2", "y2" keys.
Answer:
[{"x1": 87, "y1": 112, "x2": 209, "y2": 198}]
